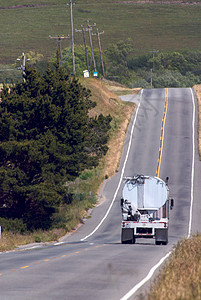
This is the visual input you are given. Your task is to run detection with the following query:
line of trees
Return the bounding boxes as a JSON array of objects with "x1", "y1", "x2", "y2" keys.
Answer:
[
  {"x1": 45, "y1": 40, "x2": 201, "y2": 88},
  {"x1": 104, "y1": 39, "x2": 201, "y2": 88},
  {"x1": 2, "y1": 40, "x2": 201, "y2": 88},
  {"x1": 0, "y1": 64, "x2": 112, "y2": 230}
]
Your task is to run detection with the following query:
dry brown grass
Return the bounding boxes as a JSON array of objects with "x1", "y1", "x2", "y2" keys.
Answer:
[
  {"x1": 194, "y1": 85, "x2": 201, "y2": 159},
  {"x1": 80, "y1": 78, "x2": 135, "y2": 179},
  {"x1": 0, "y1": 228, "x2": 67, "y2": 252},
  {"x1": 0, "y1": 232, "x2": 34, "y2": 252},
  {"x1": 147, "y1": 236, "x2": 201, "y2": 300}
]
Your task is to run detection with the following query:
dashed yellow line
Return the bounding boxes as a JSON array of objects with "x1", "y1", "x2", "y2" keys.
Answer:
[
  {"x1": 156, "y1": 88, "x2": 168, "y2": 177},
  {"x1": 1, "y1": 244, "x2": 106, "y2": 278}
]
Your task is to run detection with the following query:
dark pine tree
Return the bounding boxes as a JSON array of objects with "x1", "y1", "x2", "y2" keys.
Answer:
[{"x1": 0, "y1": 66, "x2": 112, "y2": 230}]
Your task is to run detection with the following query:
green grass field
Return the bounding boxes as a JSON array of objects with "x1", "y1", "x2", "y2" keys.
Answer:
[{"x1": 1, "y1": 0, "x2": 201, "y2": 64}]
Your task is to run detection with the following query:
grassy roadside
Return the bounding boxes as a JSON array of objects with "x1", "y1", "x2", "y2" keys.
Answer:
[
  {"x1": 147, "y1": 235, "x2": 201, "y2": 300},
  {"x1": 0, "y1": 78, "x2": 136, "y2": 251},
  {"x1": 194, "y1": 85, "x2": 201, "y2": 159}
]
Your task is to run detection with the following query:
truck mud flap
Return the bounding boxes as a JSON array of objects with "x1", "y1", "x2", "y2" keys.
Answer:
[
  {"x1": 121, "y1": 228, "x2": 135, "y2": 244},
  {"x1": 155, "y1": 228, "x2": 168, "y2": 245}
]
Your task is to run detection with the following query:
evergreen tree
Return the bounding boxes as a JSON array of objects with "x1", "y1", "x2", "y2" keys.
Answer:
[{"x1": 0, "y1": 66, "x2": 112, "y2": 230}]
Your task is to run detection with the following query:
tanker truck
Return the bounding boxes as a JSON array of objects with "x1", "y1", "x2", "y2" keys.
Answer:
[{"x1": 121, "y1": 175, "x2": 174, "y2": 245}]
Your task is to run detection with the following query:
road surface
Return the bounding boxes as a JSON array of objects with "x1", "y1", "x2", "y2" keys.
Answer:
[{"x1": 0, "y1": 88, "x2": 200, "y2": 300}]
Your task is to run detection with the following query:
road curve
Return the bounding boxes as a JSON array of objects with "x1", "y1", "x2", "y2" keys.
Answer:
[{"x1": 0, "y1": 88, "x2": 200, "y2": 300}]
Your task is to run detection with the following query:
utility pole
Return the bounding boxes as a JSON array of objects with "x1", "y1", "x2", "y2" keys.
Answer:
[
  {"x1": 93, "y1": 29, "x2": 105, "y2": 78},
  {"x1": 87, "y1": 20, "x2": 97, "y2": 75},
  {"x1": 149, "y1": 49, "x2": 159, "y2": 71},
  {"x1": 68, "y1": 0, "x2": 76, "y2": 75},
  {"x1": 149, "y1": 49, "x2": 158, "y2": 88},
  {"x1": 49, "y1": 35, "x2": 70, "y2": 67},
  {"x1": 150, "y1": 68, "x2": 153, "y2": 89},
  {"x1": 17, "y1": 52, "x2": 30, "y2": 82},
  {"x1": 75, "y1": 26, "x2": 90, "y2": 72}
]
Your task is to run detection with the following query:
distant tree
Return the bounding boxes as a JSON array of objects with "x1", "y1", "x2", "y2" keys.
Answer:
[
  {"x1": 105, "y1": 38, "x2": 133, "y2": 83},
  {"x1": 50, "y1": 45, "x2": 104, "y2": 78},
  {"x1": 150, "y1": 52, "x2": 188, "y2": 73},
  {"x1": 0, "y1": 66, "x2": 112, "y2": 229}
]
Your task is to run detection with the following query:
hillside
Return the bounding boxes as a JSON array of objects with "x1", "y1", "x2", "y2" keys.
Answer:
[
  {"x1": 1, "y1": 0, "x2": 201, "y2": 64},
  {"x1": 80, "y1": 78, "x2": 138, "y2": 179}
]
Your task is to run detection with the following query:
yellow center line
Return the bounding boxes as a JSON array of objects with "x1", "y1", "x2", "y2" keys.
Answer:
[
  {"x1": 156, "y1": 88, "x2": 168, "y2": 177},
  {"x1": 4, "y1": 244, "x2": 108, "y2": 277}
]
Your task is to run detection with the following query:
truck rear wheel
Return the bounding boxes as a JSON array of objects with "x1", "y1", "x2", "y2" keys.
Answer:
[
  {"x1": 155, "y1": 228, "x2": 168, "y2": 245},
  {"x1": 121, "y1": 228, "x2": 135, "y2": 244}
]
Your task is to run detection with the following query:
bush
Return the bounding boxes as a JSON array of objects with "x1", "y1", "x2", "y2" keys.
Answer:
[{"x1": 0, "y1": 217, "x2": 27, "y2": 233}]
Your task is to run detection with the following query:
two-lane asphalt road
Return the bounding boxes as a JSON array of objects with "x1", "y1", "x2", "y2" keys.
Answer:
[{"x1": 0, "y1": 88, "x2": 200, "y2": 300}]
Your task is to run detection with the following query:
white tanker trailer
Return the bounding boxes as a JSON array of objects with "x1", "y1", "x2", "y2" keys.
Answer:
[{"x1": 121, "y1": 175, "x2": 174, "y2": 245}]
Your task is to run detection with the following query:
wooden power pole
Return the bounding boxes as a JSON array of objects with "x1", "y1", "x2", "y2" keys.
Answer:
[
  {"x1": 87, "y1": 20, "x2": 97, "y2": 75},
  {"x1": 94, "y1": 29, "x2": 105, "y2": 78},
  {"x1": 69, "y1": 0, "x2": 76, "y2": 75},
  {"x1": 17, "y1": 52, "x2": 30, "y2": 82},
  {"x1": 75, "y1": 26, "x2": 90, "y2": 72},
  {"x1": 49, "y1": 35, "x2": 70, "y2": 67}
]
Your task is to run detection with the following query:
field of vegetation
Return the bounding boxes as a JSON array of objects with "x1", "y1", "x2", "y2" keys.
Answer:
[
  {"x1": 1, "y1": 0, "x2": 201, "y2": 64},
  {"x1": 1, "y1": 0, "x2": 201, "y2": 88}
]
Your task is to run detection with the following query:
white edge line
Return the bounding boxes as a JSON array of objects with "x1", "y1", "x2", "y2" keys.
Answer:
[
  {"x1": 188, "y1": 88, "x2": 195, "y2": 238},
  {"x1": 80, "y1": 90, "x2": 144, "y2": 241},
  {"x1": 120, "y1": 251, "x2": 172, "y2": 300}
]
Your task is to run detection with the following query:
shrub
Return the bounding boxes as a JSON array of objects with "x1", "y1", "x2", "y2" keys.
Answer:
[{"x1": 0, "y1": 217, "x2": 27, "y2": 233}]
